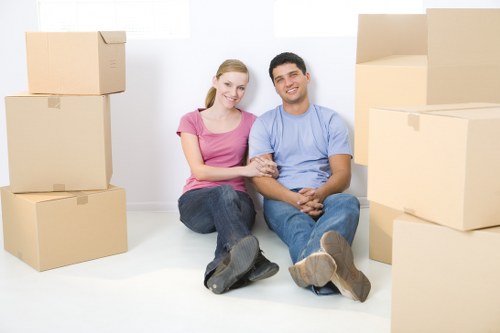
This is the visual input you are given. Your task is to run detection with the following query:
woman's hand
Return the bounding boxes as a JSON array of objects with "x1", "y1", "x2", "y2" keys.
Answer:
[{"x1": 251, "y1": 157, "x2": 279, "y2": 178}]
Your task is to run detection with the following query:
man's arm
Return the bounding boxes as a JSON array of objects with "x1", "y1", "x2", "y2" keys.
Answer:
[
  {"x1": 295, "y1": 154, "x2": 351, "y2": 217},
  {"x1": 250, "y1": 154, "x2": 323, "y2": 213},
  {"x1": 306, "y1": 154, "x2": 352, "y2": 203},
  {"x1": 250, "y1": 154, "x2": 294, "y2": 202}
]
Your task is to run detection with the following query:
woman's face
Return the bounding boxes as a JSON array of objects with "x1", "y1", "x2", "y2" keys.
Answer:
[{"x1": 213, "y1": 71, "x2": 249, "y2": 109}]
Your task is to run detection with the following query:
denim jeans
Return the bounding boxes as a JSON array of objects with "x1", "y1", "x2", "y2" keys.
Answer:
[
  {"x1": 178, "y1": 185, "x2": 256, "y2": 285},
  {"x1": 263, "y1": 191, "x2": 360, "y2": 264}
]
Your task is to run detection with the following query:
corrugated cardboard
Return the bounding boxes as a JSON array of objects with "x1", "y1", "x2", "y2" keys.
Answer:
[
  {"x1": 392, "y1": 214, "x2": 500, "y2": 332},
  {"x1": 354, "y1": 9, "x2": 500, "y2": 165},
  {"x1": 369, "y1": 201, "x2": 401, "y2": 265},
  {"x1": 368, "y1": 103, "x2": 500, "y2": 231},
  {"x1": 5, "y1": 93, "x2": 112, "y2": 193},
  {"x1": 1, "y1": 185, "x2": 128, "y2": 272},
  {"x1": 26, "y1": 31, "x2": 126, "y2": 95}
]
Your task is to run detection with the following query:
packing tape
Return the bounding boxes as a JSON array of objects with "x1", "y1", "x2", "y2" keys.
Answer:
[
  {"x1": 53, "y1": 184, "x2": 65, "y2": 191},
  {"x1": 48, "y1": 96, "x2": 61, "y2": 109},
  {"x1": 407, "y1": 113, "x2": 420, "y2": 131},
  {"x1": 403, "y1": 207, "x2": 416, "y2": 215},
  {"x1": 76, "y1": 195, "x2": 88, "y2": 205}
]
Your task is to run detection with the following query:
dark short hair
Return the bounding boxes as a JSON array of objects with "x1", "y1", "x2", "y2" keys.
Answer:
[{"x1": 268, "y1": 52, "x2": 307, "y2": 82}]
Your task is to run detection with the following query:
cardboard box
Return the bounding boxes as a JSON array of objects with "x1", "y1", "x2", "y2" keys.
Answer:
[
  {"x1": 354, "y1": 9, "x2": 500, "y2": 165},
  {"x1": 369, "y1": 201, "x2": 401, "y2": 265},
  {"x1": 392, "y1": 214, "x2": 500, "y2": 332},
  {"x1": 1, "y1": 185, "x2": 128, "y2": 271},
  {"x1": 5, "y1": 93, "x2": 112, "y2": 193},
  {"x1": 26, "y1": 31, "x2": 126, "y2": 95},
  {"x1": 368, "y1": 103, "x2": 500, "y2": 231}
]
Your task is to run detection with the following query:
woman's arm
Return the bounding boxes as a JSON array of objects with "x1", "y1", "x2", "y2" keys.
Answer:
[{"x1": 180, "y1": 132, "x2": 274, "y2": 181}]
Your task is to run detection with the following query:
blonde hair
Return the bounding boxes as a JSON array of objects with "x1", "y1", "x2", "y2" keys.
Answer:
[{"x1": 205, "y1": 59, "x2": 249, "y2": 108}]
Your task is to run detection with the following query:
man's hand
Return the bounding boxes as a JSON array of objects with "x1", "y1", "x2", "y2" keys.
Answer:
[{"x1": 296, "y1": 188, "x2": 323, "y2": 218}]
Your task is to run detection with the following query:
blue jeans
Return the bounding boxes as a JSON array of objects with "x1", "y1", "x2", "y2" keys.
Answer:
[
  {"x1": 178, "y1": 185, "x2": 255, "y2": 284},
  {"x1": 264, "y1": 191, "x2": 360, "y2": 295},
  {"x1": 264, "y1": 191, "x2": 360, "y2": 264}
]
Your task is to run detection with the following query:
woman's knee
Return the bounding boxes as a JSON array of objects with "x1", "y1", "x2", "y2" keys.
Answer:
[
  {"x1": 181, "y1": 217, "x2": 215, "y2": 234},
  {"x1": 216, "y1": 184, "x2": 239, "y2": 201}
]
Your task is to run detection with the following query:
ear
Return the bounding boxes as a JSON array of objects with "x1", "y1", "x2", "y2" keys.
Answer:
[
  {"x1": 212, "y1": 76, "x2": 218, "y2": 88},
  {"x1": 305, "y1": 72, "x2": 311, "y2": 82}
]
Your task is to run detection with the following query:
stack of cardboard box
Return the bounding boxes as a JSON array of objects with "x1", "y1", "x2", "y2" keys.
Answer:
[
  {"x1": 1, "y1": 31, "x2": 128, "y2": 272},
  {"x1": 355, "y1": 9, "x2": 500, "y2": 332},
  {"x1": 368, "y1": 104, "x2": 500, "y2": 332},
  {"x1": 354, "y1": 8, "x2": 500, "y2": 265}
]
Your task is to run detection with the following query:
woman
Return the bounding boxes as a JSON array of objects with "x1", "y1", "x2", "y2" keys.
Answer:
[{"x1": 177, "y1": 59, "x2": 279, "y2": 294}]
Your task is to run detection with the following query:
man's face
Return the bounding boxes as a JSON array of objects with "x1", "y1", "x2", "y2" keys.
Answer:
[{"x1": 271, "y1": 63, "x2": 310, "y2": 105}]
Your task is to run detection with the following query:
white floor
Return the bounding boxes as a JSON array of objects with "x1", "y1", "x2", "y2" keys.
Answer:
[{"x1": 0, "y1": 207, "x2": 392, "y2": 333}]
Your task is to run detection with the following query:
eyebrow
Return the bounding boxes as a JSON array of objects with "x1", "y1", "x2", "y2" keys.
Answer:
[
  {"x1": 273, "y1": 70, "x2": 300, "y2": 82},
  {"x1": 224, "y1": 80, "x2": 247, "y2": 87}
]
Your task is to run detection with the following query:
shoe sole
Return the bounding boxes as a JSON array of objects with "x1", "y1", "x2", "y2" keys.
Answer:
[
  {"x1": 288, "y1": 252, "x2": 336, "y2": 288},
  {"x1": 320, "y1": 231, "x2": 371, "y2": 302},
  {"x1": 207, "y1": 236, "x2": 259, "y2": 294}
]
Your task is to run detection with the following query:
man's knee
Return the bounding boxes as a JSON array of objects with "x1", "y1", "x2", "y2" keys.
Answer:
[{"x1": 325, "y1": 193, "x2": 359, "y2": 209}]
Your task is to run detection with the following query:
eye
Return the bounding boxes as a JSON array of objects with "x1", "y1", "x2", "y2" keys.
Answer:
[
  {"x1": 224, "y1": 82, "x2": 231, "y2": 87},
  {"x1": 238, "y1": 86, "x2": 246, "y2": 91}
]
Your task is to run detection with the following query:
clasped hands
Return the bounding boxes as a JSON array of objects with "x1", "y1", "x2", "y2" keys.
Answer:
[
  {"x1": 296, "y1": 188, "x2": 324, "y2": 218},
  {"x1": 249, "y1": 156, "x2": 279, "y2": 178}
]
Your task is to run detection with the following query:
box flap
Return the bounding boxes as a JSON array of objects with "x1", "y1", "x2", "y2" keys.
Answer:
[
  {"x1": 374, "y1": 103, "x2": 500, "y2": 131},
  {"x1": 356, "y1": 14, "x2": 427, "y2": 63},
  {"x1": 357, "y1": 55, "x2": 426, "y2": 67},
  {"x1": 99, "y1": 31, "x2": 126, "y2": 44},
  {"x1": 11, "y1": 191, "x2": 76, "y2": 203},
  {"x1": 7, "y1": 186, "x2": 117, "y2": 204},
  {"x1": 426, "y1": 9, "x2": 500, "y2": 104},
  {"x1": 378, "y1": 103, "x2": 499, "y2": 114},
  {"x1": 427, "y1": 9, "x2": 500, "y2": 67}
]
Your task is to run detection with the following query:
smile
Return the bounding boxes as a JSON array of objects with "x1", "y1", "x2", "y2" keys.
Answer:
[{"x1": 224, "y1": 95, "x2": 238, "y2": 101}]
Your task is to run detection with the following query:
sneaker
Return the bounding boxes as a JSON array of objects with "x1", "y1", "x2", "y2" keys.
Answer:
[
  {"x1": 320, "y1": 231, "x2": 371, "y2": 302},
  {"x1": 228, "y1": 251, "x2": 279, "y2": 290},
  {"x1": 247, "y1": 251, "x2": 280, "y2": 282},
  {"x1": 288, "y1": 252, "x2": 336, "y2": 288},
  {"x1": 206, "y1": 235, "x2": 259, "y2": 294}
]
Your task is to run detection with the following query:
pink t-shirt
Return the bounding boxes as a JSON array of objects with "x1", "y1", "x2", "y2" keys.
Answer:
[{"x1": 177, "y1": 108, "x2": 257, "y2": 193}]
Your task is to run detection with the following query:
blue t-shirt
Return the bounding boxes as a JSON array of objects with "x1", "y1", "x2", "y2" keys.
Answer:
[{"x1": 248, "y1": 104, "x2": 352, "y2": 189}]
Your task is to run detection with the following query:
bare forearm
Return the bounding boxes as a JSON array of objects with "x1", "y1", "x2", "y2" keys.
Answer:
[
  {"x1": 316, "y1": 169, "x2": 351, "y2": 202},
  {"x1": 192, "y1": 157, "x2": 277, "y2": 182},
  {"x1": 251, "y1": 176, "x2": 298, "y2": 207},
  {"x1": 192, "y1": 165, "x2": 251, "y2": 182}
]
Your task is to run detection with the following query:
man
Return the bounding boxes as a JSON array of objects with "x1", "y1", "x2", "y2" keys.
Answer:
[{"x1": 249, "y1": 52, "x2": 371, "y2": 302}]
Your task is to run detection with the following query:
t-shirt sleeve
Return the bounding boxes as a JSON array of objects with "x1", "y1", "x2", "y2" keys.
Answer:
[
  {"x1": 177, "y1": 112, "x2": 198, "y2": 137},
  {"x1": 248, "y1": 116, "x2": 274, "y2": 159},
  {"x1": 328, "y1": 113, "x2": 353, "y2": 157}
]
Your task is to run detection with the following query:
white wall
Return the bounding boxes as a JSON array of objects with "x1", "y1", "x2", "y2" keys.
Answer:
[
  {"x1": 0, "y1": 0, "x2": 38, "y2": 192},
  {"x1": 3, "y1": 0, "x2": 497, "y2": 212},
  {"x1": 0, "y1": 0, "x2": 367, "y2": 212},
  {"x1": 109, "y1": 0, "x2": 367, "y2": 211}
]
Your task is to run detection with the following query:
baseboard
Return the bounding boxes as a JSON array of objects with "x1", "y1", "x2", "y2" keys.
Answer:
[
  {"x1": 358, "y1": 196, "x2": 369, "y2": 209},
  {"x1": 126, "y1": 196, "x2": 369, "y2": 212},
  {"x1": 126, "y1": 201, "x2": 178, "y2": 212}
]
